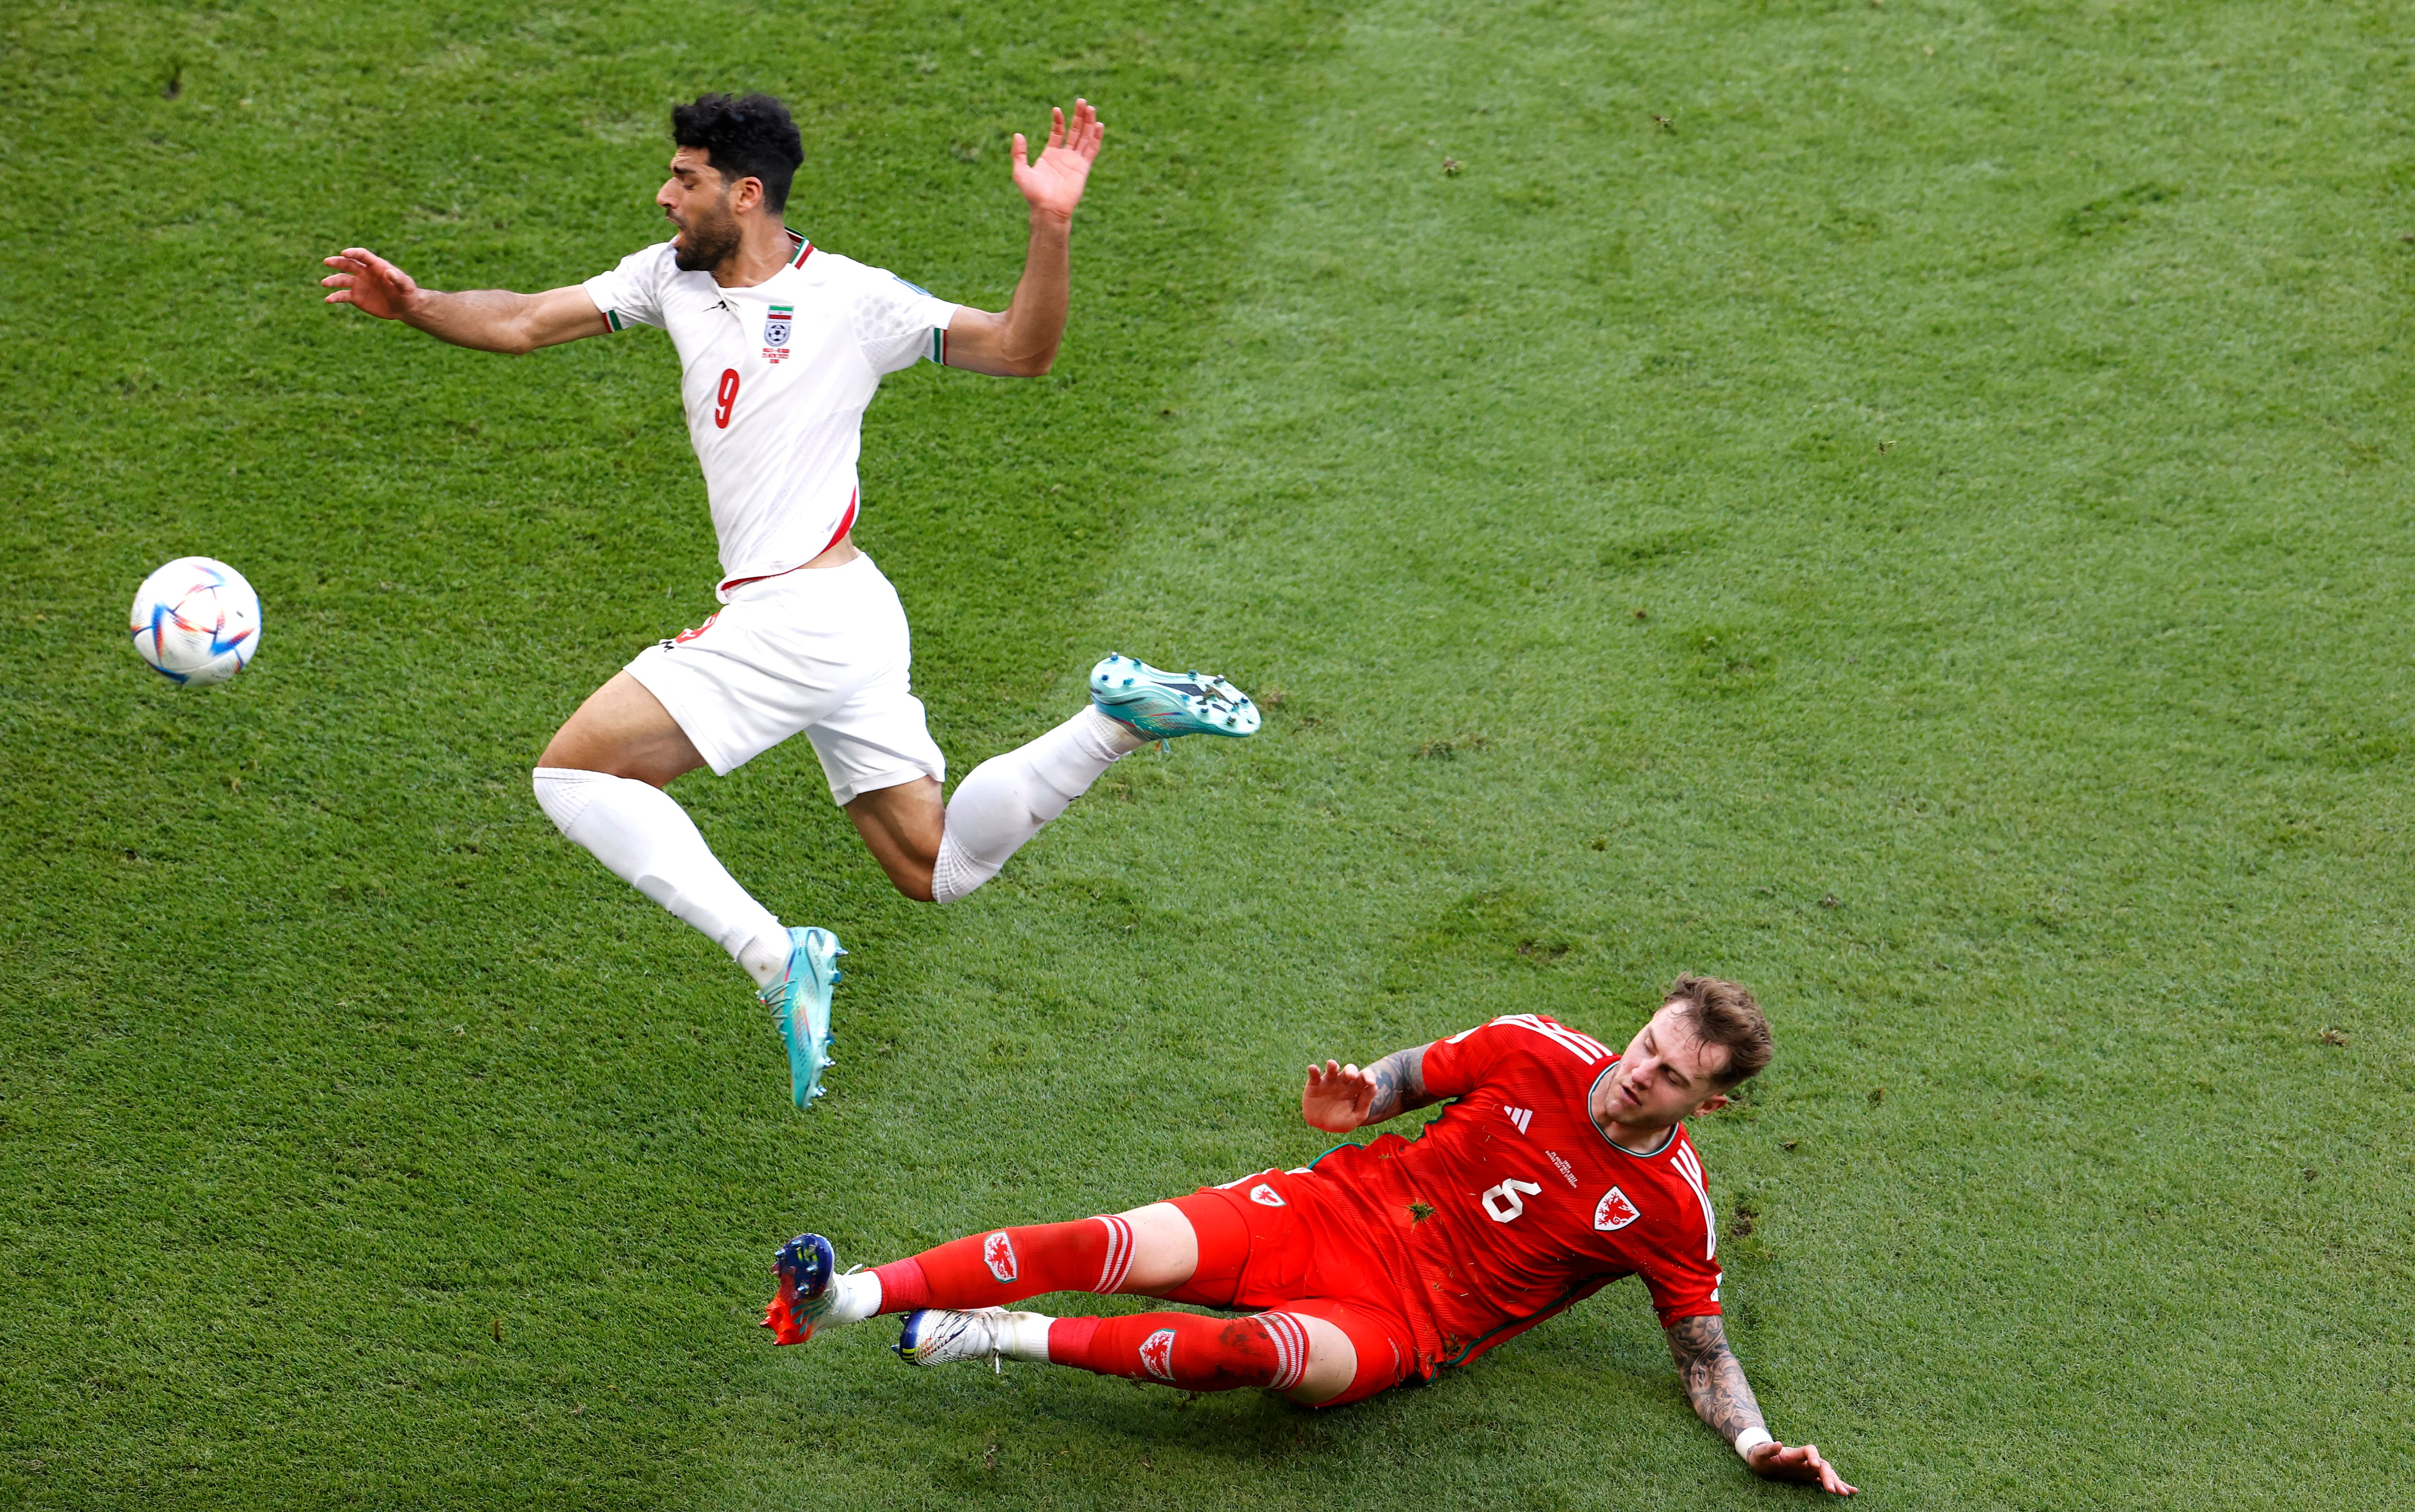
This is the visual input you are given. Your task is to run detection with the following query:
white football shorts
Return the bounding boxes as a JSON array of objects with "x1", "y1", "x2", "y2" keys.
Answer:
[{"x1": 624, "y1": 553, "x2": 945, "y2": 804}]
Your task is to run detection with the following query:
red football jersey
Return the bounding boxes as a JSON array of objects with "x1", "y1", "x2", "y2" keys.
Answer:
[{"x1": 1307, "y1": 1013, "x2": 1724, "y2": 1366}]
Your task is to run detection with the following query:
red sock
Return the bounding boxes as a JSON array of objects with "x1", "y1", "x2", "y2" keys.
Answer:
[
  {"x1": 1046, "y1": 1311, "x2": 1310, "y2": 1393},
  {"x1": 872, "y1": 1214, "x2": 1138, "y2": 1313}
]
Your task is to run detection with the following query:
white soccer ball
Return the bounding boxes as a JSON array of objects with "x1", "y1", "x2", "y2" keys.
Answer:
[{"x1": 129, "y1": 557, "x2": 261, "y2": 687}]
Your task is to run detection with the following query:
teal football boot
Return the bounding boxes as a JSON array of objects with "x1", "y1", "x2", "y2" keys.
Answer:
[
  {"x1": 1088, "y1": 654, "x2": 1261, "y2": 739},
  {"x1": 758, "y1": 926, "x2": 845, "y2": 1108}
]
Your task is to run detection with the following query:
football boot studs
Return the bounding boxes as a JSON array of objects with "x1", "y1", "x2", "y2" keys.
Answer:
[
  {"x1": 758, "y1": 926, "x2": 846, "y2": 1109},
  {"x1": 763, "y1": 1232, "x2": 838, "y2": 1345},
  {"x1": 1089, "y1": 653, "x2": 1261, "y2": 739}
]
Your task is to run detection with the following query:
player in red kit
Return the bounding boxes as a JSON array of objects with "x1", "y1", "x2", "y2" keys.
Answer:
[{"x1": 765, "y1": 976, "x2": 1856, "y2": 1494}]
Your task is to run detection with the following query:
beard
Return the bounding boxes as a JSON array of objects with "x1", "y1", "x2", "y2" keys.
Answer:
[{"x1": 671, "y1": 206, "x2": 742, "y2": 272}]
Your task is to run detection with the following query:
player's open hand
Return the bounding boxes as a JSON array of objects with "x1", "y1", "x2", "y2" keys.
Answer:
[
  {"x1": 1301, "y1": 1059, "x2": 1377, "y2": 1133},
  {"x1": 1010, "y1": 99, "x2": 1103, "y2": 221},
  {"x1": 1746, "y1": 1440, "x2": 1857, "y2": 1496},
  {"x1": 320, "y1": 247, "x2": 422, "y2": 321}
]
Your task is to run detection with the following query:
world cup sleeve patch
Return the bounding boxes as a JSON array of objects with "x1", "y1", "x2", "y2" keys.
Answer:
[
  {"x1": 762, "y1": 304, "x2": 793, "y2": 363},
  {"x1": 1593, "y1": 1186, "x2": 1641, "y2": 1231}
]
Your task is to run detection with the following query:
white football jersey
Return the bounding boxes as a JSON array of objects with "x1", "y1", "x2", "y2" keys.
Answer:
[{"x1": 582, "y1": 233, "x2": 957, "y2": 597}]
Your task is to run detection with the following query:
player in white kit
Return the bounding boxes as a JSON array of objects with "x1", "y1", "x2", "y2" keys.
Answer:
[{"x1": 320, "y1": 93, "x2": 1257, "y2": 1107}]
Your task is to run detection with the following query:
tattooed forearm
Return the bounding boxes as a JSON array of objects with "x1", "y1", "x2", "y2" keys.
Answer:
[
  {"x1": 1360, "y1": 1045, "x2": 1438, "y2": 1125},
  {"x1": 1665, "y1": 1314, "x2": 1767, "y2": 1443}
]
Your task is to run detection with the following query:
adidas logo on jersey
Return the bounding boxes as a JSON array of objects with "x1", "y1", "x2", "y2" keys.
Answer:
[{"x1": 1502, "y1": 1105, "x2": 1534, "y2": 1135}]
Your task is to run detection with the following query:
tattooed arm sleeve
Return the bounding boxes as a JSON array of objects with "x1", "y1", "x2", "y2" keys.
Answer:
[
  {"x1": 1361, "y1": 1045, "x2": 1438, "y2": 1125},
  {"x1": 1665, "y1": 1314, "x2": 1768, "y2": 1444}
]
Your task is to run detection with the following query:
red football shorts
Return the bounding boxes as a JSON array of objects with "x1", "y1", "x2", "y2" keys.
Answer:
[{"x1": 1165, "y1": 1167, "x2": 1425, "y2": 1408}]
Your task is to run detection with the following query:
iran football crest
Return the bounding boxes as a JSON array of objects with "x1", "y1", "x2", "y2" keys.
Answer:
[
  {"x1": 1138, "y1": 1327, "x2": 1179, "y2": 1381},
  {"x1": 1593, "y1": 1187, "x2": 1640, "y2": 1231},
  {"x1": 982, "y1": 1231, "x2": 1018, "y2": 1282},
  {"x1": 762, "y1": 304, "x2": 793, "y2": 363}
]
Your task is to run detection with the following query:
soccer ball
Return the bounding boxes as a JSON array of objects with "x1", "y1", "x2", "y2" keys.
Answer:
[{"x1": 129, "y1": 557, "x2": 261, "y2": 687}]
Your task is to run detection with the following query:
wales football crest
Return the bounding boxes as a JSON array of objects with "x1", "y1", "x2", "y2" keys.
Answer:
[
  {"x1": 762, "y1": 304, "x2": 793, "y2": 363},
  {"x1": 1592, "y1": 1186, "x2": 1640, "y2": 1231}
]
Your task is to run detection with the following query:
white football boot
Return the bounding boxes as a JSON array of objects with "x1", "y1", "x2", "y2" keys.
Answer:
[{"x1": 894, "y1": 1307, "x2": 1051, "y2": 1372}]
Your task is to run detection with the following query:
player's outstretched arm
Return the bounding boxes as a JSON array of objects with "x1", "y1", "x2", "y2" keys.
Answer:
[
  {"x1": 1300, "y1": 1046, "x2": 1436, "y2": 1133},
  {"x1": 320, "y1": 248, "x2": 606, "y2": 354},
  {"x1": 939, "y1": 99, "x2": 1104, "y2": 377},
  {"x1": 1665, "y1": 1315, "x2": 1858, "y2": 1496}
]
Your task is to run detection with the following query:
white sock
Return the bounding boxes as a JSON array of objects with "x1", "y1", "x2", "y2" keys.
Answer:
[
  {"x1": 1004, "y1": 1310, "x2": 1057, "y2": 1361},
  {"x1": 738, "y1": 932, "x2": 792, "y2": 986},
  {"x1": 929, "y1": 707, "x2": 1142, "y2": 904},
  {"x1": 532, "y1": 767, "x2": 785, "y2": 983},
  {"x1": 1080, "y1": 704, "x2": 1154, "y2": 757},
  {"x1": 824, "y1": 1270, "x2": 883, "y2": 1325}
]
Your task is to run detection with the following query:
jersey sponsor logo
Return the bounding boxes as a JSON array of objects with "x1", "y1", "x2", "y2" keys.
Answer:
[
  {"x1": 981, "y1": 1231, "x2": 1018, "y2": 1283},
  {"x1": 1593, "y1": 1186, "x2": 1641, "y2": 1231},
  {"x1": 1501, "y1": 1104, "x2": 1534, "y2": 1135},
  {"x1": 1546, "y1": 1149, "x2": 1578, "y2": 1187},
  {"x1": 1249, "y1": 1183, "x2": 1285, "y2": 1207},
  {"x1": 762, "y1": 304, "x2": 794, "y2": 364},
  {"x1": 1480, "y1": 1178, "x2": 1544, "y2": 1223},
  {"x1": 1138, "y1": 1327, "x2": 1179, "y2": 1381}
]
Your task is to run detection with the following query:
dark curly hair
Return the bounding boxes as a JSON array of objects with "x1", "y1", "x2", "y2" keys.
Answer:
[{"x1": 670, "y1": 93, "x2": 804, "y2": 212}]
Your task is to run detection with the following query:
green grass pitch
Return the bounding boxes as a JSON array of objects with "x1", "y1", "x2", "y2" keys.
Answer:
[{"x1": 4, "y1": 0, "x2": 2413, "y2": 1506}]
